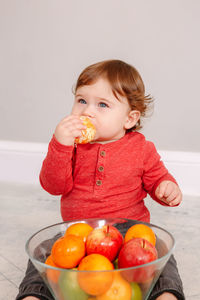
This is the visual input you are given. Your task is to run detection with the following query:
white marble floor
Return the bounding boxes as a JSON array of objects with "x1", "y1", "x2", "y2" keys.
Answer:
[{"x1": 0, "y1": 182, "x2": 199, "y2": 300}]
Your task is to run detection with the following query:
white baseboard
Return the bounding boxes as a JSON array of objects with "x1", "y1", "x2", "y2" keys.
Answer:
[
  {"x1": 0, "y1": 140, "x2": 48, "y2": 186},
  {"x1": 0, "y1": 140, "x2": 199, "y2": 196}
]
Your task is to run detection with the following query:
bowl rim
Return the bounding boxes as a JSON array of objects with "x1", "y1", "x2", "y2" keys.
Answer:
[{"x1": 25, "y1": 217, "x2": 176, "y2": 272}]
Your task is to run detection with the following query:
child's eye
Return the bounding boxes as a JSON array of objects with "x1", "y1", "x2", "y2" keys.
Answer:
[
  {"x1": 99, "y1": 102, "x2": 108, "y2": 108},
  {"x1": 78, "y1": 99, "x2": 87, "y2": 104}
]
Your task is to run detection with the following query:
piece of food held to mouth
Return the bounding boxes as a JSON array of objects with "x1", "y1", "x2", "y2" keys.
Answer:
[{"x1": 75, "y1": 116, "x2": 96, "y2": 144}]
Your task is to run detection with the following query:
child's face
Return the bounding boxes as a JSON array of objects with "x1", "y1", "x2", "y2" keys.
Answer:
[{"x1": 71, "y1": 77, "x2": 140, "y2": 142}]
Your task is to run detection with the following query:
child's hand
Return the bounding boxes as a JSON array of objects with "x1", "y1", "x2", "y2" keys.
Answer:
[
  {"x1": 155, "y1": 180, "x2": 182, "y2": 206},
  {"x1": 54, "y1": 115, "x2": 86, "y2": 146}
]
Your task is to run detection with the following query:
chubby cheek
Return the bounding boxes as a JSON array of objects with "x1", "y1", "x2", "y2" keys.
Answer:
[
  {"x1": 92, "y1": 124, "x2": 106, "y2": 140},
  {"x1": 95, "y1": 126, "x2": 115, "y2": 140},
  {"x1": 93, "y1": 127, "x2": 103, "y2": 140}
]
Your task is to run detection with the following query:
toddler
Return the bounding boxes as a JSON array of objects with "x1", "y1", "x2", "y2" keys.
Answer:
[{"x1": 16, "y1": 60, "x2": 185, "y2": 300}]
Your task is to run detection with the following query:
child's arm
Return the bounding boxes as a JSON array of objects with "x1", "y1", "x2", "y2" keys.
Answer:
[
  {"x1": 39, "y1": 115, "x2": 86, "y2": 195},
  {"x1": 142, "y1": 141, "x2": 182, "y2": 206}
]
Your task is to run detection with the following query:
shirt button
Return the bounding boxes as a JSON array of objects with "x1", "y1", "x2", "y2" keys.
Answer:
[
  {"x1": 100, "y1": 150, "x2": 106, "y2": 157},
  {"x1": 98, "y1": 166, "x2": 104, "y2": 172},
  {"x1": 96, "y1": 180, "x2": 102, "y2": 186}
]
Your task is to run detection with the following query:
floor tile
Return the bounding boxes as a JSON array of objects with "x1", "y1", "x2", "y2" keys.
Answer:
[{"x1": 0, "y1": 279, "x2": 19, "y2": 300}]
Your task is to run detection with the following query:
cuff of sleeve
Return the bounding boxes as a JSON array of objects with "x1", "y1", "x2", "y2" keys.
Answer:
[
  {"x1": 51, "y1": 135, "x2": 74, "y2": 153},
  {"x1": 149, "y1": 277, "x2": 185, "y2": 300},
  {"x1": 16, "y1": 283, "x2": 53, "y2": 300}
]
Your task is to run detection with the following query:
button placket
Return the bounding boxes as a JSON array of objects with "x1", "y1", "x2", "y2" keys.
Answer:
[{"x1": 95, "y1": 149, "x2": 106, "y2": 187}]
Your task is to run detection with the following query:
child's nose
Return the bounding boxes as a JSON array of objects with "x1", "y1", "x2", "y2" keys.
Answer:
[{"x1": 82, "y1": 104, "x2": 95, "y2": 118}]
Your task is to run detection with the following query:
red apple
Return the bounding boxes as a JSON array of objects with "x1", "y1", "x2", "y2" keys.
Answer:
[
  {"x1": 118, "y1": 238, "x2": 158, "y2": 283},
  {"x1": 86, "y1": 225, "x2": 123, "y2": 261}
]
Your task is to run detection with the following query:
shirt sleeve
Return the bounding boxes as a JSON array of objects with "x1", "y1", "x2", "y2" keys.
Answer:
[
  {"x1": 142, "y1": 141, "x2": 178, "y2": 206},
  {"x1": 39, "y1": 135, "x2": 74, "y2": 195}
]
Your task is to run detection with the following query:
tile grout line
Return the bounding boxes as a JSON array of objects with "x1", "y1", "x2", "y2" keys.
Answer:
[
  {"x1": 0, "y1": 271, "x2": 19, "y2": 288},
  {"x1": 0, "y1": 253, "x2": 24, "y2": 272}
]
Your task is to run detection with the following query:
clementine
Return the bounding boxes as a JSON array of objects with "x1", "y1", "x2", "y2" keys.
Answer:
[
  {"x1": 124, "y1": 224, "x2": 156, "y2": 246},
  {"x1": 75, "y1": 116, "x2": 96, "y2": 144},
  {"x1": 78, "y1": 253, "x2": 114, "y2": 296},
  {"x1": 65, "y1": 222, "x2": 93, "y2": 242},
  {"x1": 45, "y1": 255, "x2": 60, "y2": 283},
  {"x1": 96, "y1": 272, "x2": 132, "y2": 300},
  {"x1": 51, "y1": 235, "x2": 85, "y2": 268}
]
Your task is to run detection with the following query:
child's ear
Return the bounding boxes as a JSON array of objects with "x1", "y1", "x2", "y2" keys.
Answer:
[{"x1": 125, "y1": 110, "x2": 141, "y2": 130}]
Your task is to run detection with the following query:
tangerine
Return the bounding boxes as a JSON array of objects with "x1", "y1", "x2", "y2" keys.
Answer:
[
  {"x1": 51, "y1": 234, "x2": 85, "y2": 268},
  {"x1": 45, "y1": 255, "x2": 60, "y2": 283},
  {"x1": 65, "y1": 222, "x2": 93, "y2": 242},
  {"x1": 75, "y1": 116, "x2": 96, "y2": 144},
  {"x1": 96, "y1": 272, "x2": 132, "y2": 300},
  {"x1": 124, "y1": 224, "x2": 156, "y2": 246},
  {"x1": 78, "y1": 253, "x2": 114, "y2": 296}
]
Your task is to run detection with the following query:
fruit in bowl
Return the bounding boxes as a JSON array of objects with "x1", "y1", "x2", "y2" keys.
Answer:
[
  {"x1": 59, "y1": 269, "x2": 88, "y2": 300},
  {"x1": 26, "y1": 218, "x2": 175, "y2": 300},
  {"x1": 78, "y1": 253, "x2": 114, "y2": 296},
  {"x1": 124, "y1": 223, "x2": 156, "y2": 245},
  {"x1": 65, "y1": 222, "x2": 94, "y2": 242},
  {"x1": 86, "y1": 225, "x2": 123, "y2": 262},
  {"x1": 118, "y1": 238, "x2": 158, "y2": 283},
  {"x1": 51, "y1": 234, "x2": 85, "y2": 269},
  {"x1": 96, "y1": 271, "x2": 132, "y2": 300}
]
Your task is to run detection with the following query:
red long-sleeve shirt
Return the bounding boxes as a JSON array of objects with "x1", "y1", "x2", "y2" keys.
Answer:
[{"x1": 40, "y1": 132, "x2": 177, "y2": 223}]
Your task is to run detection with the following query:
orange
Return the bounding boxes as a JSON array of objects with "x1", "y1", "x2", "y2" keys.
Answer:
[
  {"x1": 51, "y1": 234, "x2": 85, "y2": 268},
  {"x1": 65, "y1": 222, "x2": 93, "y2": 242},
  {"x1": 75, "y1": 116, "x2": 96, "y2": 144},
  {"x1": 96, "y1": 272, "x2": 132, "y2": 300},
  {"x1": 78, "y1": 253, "x2": 114, "y2": 296},
  {"x1": 45, "y1": 255, "x2": 60, "y2": 283},
  {"x1": 124, "y1": 224, "x2": 156, "y2": 246}
]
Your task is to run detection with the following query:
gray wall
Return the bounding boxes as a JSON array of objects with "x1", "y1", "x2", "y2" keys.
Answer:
[{"x1": 1, "y1": 0, "x2": 200, "y2": 151}]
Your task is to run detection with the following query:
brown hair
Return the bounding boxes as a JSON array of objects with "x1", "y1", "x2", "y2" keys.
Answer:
[{"x1": 74, "y1": 59, "x2": 153, "y2": 130}]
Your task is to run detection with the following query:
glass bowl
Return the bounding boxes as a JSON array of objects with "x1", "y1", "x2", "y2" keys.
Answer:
[{"x1": 26, "y1": 218, "x2": 175, "y2": 300}]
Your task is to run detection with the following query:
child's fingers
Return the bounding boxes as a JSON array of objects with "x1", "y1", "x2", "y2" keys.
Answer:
[
  {"x1": 54, "y1": 115, "x2": 87, "y2": 145},
  {"x1": 56, "y1": 117, "x2": 86, "y2": 136},
  {"x1": 155, "y1": 181, "x2": 182, "y2": 206},
  {"x1": 156, "y1": 181, "x2": 169, "y2": 199},
  {"x1": 60, "y1": 116, "x2": 85, "y2": 128},
  {"x1": 164, "y1": 189, "x2": 179, "y2": 204},
  {"x1": 164, "y1": 184, "x2": 179, "y2": 201},
  {"x1": 162, "y1": 182, "x2": 175, "y2": 198},
  {"x1": 65, "y1": 122, "x2": 86, "y2": 132},
  {"x1": 166, "y1": 190, "x2": 177, "y2": 202},
  {"x1": 168, "y1": 193, "x2": 182, "y2": 206},
  {"x1": 158, "y1": 183, "x2": 182, "y2": 206}
]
